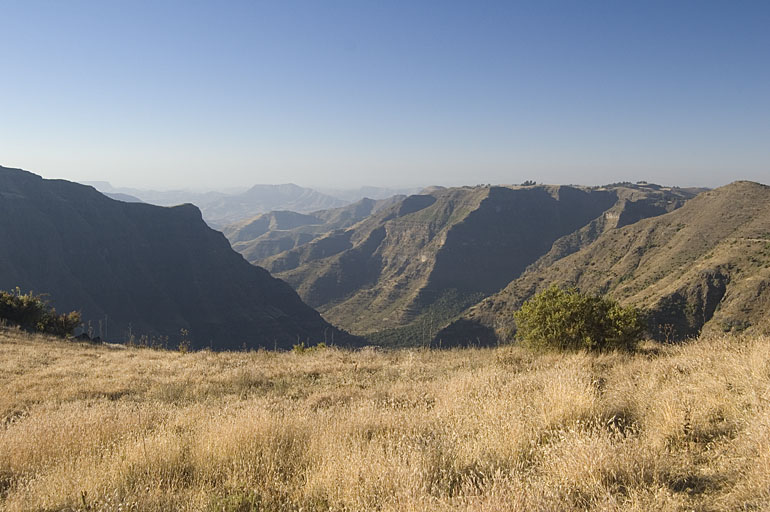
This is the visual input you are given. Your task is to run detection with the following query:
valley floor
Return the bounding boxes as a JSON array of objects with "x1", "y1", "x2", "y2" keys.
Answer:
[{"x1": 1, "y1": 329, "x2": 770, "y2": 511}]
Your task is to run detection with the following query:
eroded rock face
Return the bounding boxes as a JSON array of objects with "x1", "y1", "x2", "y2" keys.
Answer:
[{"x1": 0, "y1": 166, "x2": 356, "y2": 350}]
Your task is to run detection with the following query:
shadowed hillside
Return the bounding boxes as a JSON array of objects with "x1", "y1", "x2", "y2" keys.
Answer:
[
  {"x1": 262, "y1": 183, "x2": 694, "y2": 344},
  {"x1": 443, "y1": 181, "x2": 770, "y2": 345},
  {"x1": 0, "y1": 166, "x2": 355, "y2": 350}
]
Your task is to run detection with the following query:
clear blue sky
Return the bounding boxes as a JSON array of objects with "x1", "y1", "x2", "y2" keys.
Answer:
[{"x1": 1, "y1": 0, "x2": 769, "y2": 189}]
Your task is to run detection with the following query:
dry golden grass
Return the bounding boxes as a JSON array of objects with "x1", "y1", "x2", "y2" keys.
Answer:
[{"x1": 2, "y1": 328, "x2": 770, "y2": 511}]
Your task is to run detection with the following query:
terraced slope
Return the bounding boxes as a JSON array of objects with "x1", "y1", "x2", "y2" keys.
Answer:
[
  {"x1": 265, "y1": 183, "x2": 694, "y2": 343},
  {"x1": 444, "y1": 181, "x2": 770, "y2": 344}
]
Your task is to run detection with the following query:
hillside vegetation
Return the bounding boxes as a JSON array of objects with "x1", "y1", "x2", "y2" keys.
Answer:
[
  {"x1": 0, "y1": 289, "x2": 80, "y2": 337},
  {"x1": 3, "y1": 329, "x2": 770, "y2": 511},
  {"x1": 448, "y1": 181, "x2": 770, "y2": 345}
]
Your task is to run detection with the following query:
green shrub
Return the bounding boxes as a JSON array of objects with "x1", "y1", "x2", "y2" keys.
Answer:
[
  {"x1": 292, "y1": 341, "x2": 327, "y2": 354},
  {"x1": 0, "y1": 288, "x2": 81, "y2": 337},
  {"x1": 513, "y1": 285, "x2": 644, "y2": 352}
]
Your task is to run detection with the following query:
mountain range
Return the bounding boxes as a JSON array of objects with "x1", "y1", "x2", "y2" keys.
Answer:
[
  {"x1": 85, "y1": 182, "x2": 349, "y2": 227},
  {"x1": 440, "y1": 180, "x2": 770, "y2": 345},
  {"x1": 10, "y1": 163, "x2": 770, "y2": 350},
  {"x1": 223, "y1": 196, "x2": 404, "y2": 262},
  {"x1": 316, "y1": 186, "x2": 422, "y2": 202},
  {"x1": 0, "y1": 166, "x2": 355, "y2": 350},
  {"x1": 253, "y1": 182, "x2": 697, "y2": 345}
]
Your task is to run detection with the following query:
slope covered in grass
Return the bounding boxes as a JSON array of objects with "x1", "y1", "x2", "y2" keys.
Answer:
[
  {"x1": 446, "y1": 181, "x2": 770, "y2": 345},
  {"x1": 2, "y1": 328, "x2": 769, "y2": 511}
]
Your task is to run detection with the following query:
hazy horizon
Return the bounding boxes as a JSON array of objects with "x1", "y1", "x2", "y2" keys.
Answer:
[
  {"x1": 2, "y1": 1, "x2": 768, "y2": 190},
  {"x1": 77, "y1": 178, "x2": 718, "y2": 197},
  {"x1": 4, "y1": 164, "x2": 766, "y2": 194}
]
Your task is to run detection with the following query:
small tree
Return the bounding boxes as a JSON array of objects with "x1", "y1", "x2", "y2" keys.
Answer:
[
  {"x1": 0, "y1": 288, "x2": 81, "y2": 337},
  {"x1": 513, "y1": 285, "x2": 644, "y2": 352}
]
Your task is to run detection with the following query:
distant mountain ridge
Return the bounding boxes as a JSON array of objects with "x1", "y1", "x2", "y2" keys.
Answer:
[
  {"x1": 319, "y1": 186, "x2": 422, "y2": 202},
  {"x1": 261, "y1": 182, "x2": 696, "y2": 345},
  {"x1": 84, "y1": 182, "x2": 349, "y2": 227},
  {"x1": 201, "y1": 184, "x2": 350, "y2": 226},
  {"x1": 104, "y1": 192, "x2": 143, "y2": 203},
  {"x1": 223, "y1": 196, "x2": 404, "y2": 262},
  {"x1": 440, "y1": 181, "x2": 770, "y2": 345},
  {"x1": 1, "y1": 166, "x2": 355, "y2": 349}
]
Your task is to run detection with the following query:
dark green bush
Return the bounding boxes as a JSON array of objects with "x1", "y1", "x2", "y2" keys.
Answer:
[
  {"x1": 0, "y1": 288, "x2": 81, "y2": 337},
  {"x1": 514, "y1": 285, "x2": 644, "y2": 352}
]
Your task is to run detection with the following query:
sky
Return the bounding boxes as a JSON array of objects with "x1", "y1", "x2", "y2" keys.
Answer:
[{"x1": 1, "y1": 0, "x2": 769, "y2": 190}]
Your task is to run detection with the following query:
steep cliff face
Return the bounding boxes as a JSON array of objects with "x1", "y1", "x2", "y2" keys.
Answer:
[
  {"x1": 444, "y1": 181, "x2": 770, "y2": 345},
  {"x1": 260, "y1": 183, "x2": 694, "y2": 343},
  {"x1": 0, "y1": 166, "x2": 355, "y2": 350}
]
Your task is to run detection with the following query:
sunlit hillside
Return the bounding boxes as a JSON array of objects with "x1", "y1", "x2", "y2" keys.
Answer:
[{"x1": 2, "y1": 329, "x2": 770, "y2": 511}]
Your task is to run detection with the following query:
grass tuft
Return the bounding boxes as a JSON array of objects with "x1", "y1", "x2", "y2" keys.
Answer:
[{"x1": 1, "y1": 329, "x2": 769, "y2": 510}]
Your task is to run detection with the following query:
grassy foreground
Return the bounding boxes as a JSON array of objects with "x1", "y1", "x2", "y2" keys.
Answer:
[{"x1": 2, "y1": 330, "x2": 770, "y2": 511}]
